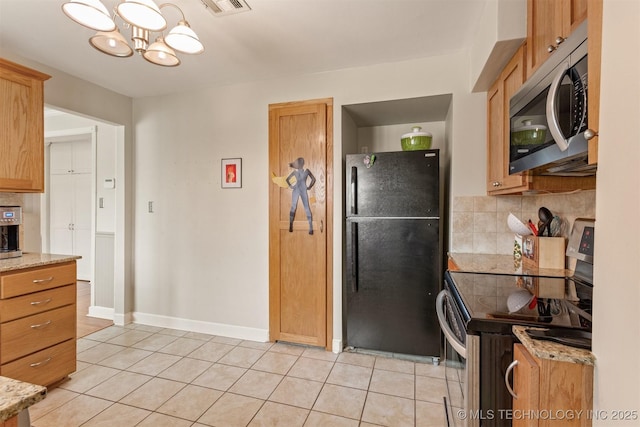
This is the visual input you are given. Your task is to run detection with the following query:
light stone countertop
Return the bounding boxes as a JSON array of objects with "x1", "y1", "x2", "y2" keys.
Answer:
[
  {"x1": 513, "y1": 325, "x2": 595, "y2": 365},
  {"x1": 448, "y1": 252, "x2": 570, "y2": 277},
  {"x1": 0, "y1": 376, "x2": 46, "y2": 422},
  {"x1": 0, "y1": 253, "x2": 81, "y2": 273}
]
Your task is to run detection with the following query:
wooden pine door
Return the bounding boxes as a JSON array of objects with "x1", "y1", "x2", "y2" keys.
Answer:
[{"x1": 268, "y1": 98, "x2": 333, "y2": 349}]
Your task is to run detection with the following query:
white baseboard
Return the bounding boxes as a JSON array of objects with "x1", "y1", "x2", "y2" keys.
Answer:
[
  {"x1": 132, "y1": 312, "x2": 270, "y2": 342},
  {"x1": 113, "y1": 311, "x2": 133, "y2": 326},
  {"x1": 332, "y1": 338, "x2": 343, "y2": 354},
  {"x1": 87, "y1": 306, "x2": 114, "y2": 320}
]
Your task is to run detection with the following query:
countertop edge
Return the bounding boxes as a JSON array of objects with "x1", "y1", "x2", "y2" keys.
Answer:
[
  {"x1": 0, "y1": 376, "x2": 47, "y2": 422},
  {"x1": 513, "y1": 325, "x2": 595, "y2": 366},
  {"x1": 448, "y1": 252, "x2": 571, "y2": 277},
  {"x1": 0, "y1": 253, "x2": 80, "y2": 273}
]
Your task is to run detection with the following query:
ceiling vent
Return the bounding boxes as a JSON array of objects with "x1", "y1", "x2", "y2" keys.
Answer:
[{"x1": 200, "y1": 0, "x2": 251, "y2": 16}]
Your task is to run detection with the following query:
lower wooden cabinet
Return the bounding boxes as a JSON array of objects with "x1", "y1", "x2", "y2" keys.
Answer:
[
  {"x1": 511, "y1": 343, "x2": 593, "y2": 427},
  {"x1": 0, "y1": 262, "x2": 77, "y2": 386}
]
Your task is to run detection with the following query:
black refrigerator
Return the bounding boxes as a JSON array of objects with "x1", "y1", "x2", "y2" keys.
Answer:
[{"x1": 345, "y1": 149, "x2": 442, "y2": 357}]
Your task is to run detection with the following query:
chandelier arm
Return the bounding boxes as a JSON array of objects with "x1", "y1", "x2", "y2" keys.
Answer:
[{"x1": 158, "y1": 3, "x2": 186, "y2": 21}]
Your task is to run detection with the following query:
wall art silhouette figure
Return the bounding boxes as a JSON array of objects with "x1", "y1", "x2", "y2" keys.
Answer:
[{"x1": 286, "y1": 157, "x2": 316, "y2": 235}]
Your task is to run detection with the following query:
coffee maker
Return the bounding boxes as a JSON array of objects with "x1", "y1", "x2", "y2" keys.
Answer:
[{"x1": 0, "y1": 206, "x2": 22, "y2": 259}]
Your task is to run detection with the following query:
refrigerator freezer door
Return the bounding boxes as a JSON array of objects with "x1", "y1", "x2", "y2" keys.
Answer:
[
  {"x1": 345, "y1": 217, "x2": 441, "y2": 356},
  {"x1": 346, "y1": 150, "x2": 439, "y2": 218}
]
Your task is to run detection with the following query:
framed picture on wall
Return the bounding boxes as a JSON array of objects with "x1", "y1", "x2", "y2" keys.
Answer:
[{"x1": 221, "y1": 158, "x2": 242, "y2": 188}]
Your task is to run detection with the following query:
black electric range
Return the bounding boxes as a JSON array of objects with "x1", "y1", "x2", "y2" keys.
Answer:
[{"x1": 444, "y1": 270, "x2": 593, "y2": 336}]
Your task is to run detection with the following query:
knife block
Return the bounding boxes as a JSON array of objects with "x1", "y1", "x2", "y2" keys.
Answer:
[{"x1": 522, "y1": 235, "x2": 566, "y2": 270}]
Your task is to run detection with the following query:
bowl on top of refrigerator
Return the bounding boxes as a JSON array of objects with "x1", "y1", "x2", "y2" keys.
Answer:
[{"x1": 401, "y1": 126, "x2": 432, "y2": 151}]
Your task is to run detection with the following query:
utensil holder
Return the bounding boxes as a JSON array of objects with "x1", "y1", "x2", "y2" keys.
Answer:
[{"x1": 521, "y1": 236, "x2": 566, "y2": 270}]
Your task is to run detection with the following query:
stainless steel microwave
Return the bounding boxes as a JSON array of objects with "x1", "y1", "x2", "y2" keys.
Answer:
[{"x1": 509, "y1": 20, "x2": 596, "y2": 176}]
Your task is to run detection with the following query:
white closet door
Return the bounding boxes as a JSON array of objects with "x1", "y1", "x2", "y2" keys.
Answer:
[
  {"x1": 49, "y1": 174, "x2": 74, "y2": 256},
  {"x1": 49, "y1": 138, "x2": 93, "y2": 281},
  {"x1": 72, "y1": 140, "x2": 92, "y2": 174},
  {"x1": 49, "y1": 143, "x2": 73, "y2": 175},
  {"x1": 73, "y1": 173, "x2": 92, "y2": 280}
]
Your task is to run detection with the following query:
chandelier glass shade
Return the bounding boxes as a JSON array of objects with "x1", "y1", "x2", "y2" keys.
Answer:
[
  {"x1": 89, "y1": 29, "x2": 134, "y2": 57},
  {"x1": 62, "y1": 0, "x2": 204, "y2": 67},
  {"x1": 143, "y1": 36, "x2": 180, "y2": 66},
  {"x1": 62, "y1": 0, "x2": 116, "y2": 32}
]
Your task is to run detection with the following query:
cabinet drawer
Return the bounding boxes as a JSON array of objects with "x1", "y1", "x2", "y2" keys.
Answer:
[
  {"x1": 1, "y1": 339, "x2": 76, "y2": 387},
  {"x1": 0, "y1": 262, "x2": 76, "y2": 298},
  {"x1": 0, "y1": 305, "x2": 75, "y2": 364},
  {"x1": 0, "y1": 284, "x2": 76, "y2": 323}
]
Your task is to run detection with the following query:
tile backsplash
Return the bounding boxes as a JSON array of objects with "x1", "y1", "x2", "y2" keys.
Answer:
[
  {"x1": 0, "y1": 193, "x2": 24, "y2": 207},
  {"x1": 451, "y1": 190, "x2": 596, "y2": 255}
]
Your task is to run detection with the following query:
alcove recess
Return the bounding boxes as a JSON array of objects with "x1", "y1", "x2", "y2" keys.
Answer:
[{"x1": 341, "y1": 93, "x2": 453, "y2": 274}]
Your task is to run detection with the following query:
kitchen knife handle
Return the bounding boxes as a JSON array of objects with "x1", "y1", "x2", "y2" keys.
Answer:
[
  {"x1": 351, "y1": 223, "x2": 358, "y2": 292},
  {"x1": 350, "y1": 166, "x2": 357, "y2": 215},
  {"x1": 505, "y1": 359, "x2": 519, "y2": 399}
]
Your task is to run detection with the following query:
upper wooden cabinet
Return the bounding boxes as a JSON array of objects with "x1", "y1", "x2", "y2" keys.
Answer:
[
  {"x1": 0, "y1": 58, "x2": 50, "y2": 193},
  {"x1": 486, "y1": 0, "x2": 598, "y2": 195},
  {"x1": 527, "y1": 0, "x2": 588, "y2": 79},
  {"x1": 487, "y1": 45, "x2": 529, "y2": 195}
]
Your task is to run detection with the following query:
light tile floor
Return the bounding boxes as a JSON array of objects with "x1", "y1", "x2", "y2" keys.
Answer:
[{"x1": 29, "y1": 324, "x2": 463, "y2": 427}]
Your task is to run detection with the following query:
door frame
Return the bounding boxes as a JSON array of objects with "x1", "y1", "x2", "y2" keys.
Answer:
[{"x1": 268, "y1": 98, "x2": 334, "y2": 350}]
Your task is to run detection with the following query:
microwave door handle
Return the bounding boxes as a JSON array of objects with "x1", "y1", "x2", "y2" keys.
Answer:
[
  {"x1": 436, "y1": 290, "x2": 467, "y2": 359},
  {"x1": 546, "y1": 61, "x2": 571, "y2": 151}
]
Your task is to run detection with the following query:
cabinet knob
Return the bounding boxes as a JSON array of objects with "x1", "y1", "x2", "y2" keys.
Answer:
[
  {"x1": 584, "y1": 129, "x2": 598, "y2": 140},
  {"x1": 555, "y1": 36, "x2": 566, "y2": 45},
  {"x1": 492, "y1": 182, "x2": 501, "y2": 187},
  {"x1": 547, "y1": 44, "x2": 557, "y2": 53}
]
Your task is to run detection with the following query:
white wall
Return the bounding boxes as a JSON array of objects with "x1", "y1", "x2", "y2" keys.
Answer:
[
  {"x1": 592, "y1": 1, "x2": 640, "y2": 422},
  {"x1": 356, "y1": 122, "x2": 446, "y2": 154},
  {"x1": 131, "y1": 51, "x2": 486, "y2": 341},
  {"x1": 0, "y1": 50, "x2": 135, "y2": 320}
]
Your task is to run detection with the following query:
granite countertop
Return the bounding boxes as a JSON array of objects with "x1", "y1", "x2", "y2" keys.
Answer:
[
  {"x1": 0, "y1": 253, "x2": 81, "y2": 273},
  {"x1": 448, "y1": 252, "x2": 570, "y2": 277},
  {"x1": 513, "y1": 325, "x2": 595, "y2": 365},
  {"x1": 0, "y1": 376, "x2": 46, "y2": 422}
]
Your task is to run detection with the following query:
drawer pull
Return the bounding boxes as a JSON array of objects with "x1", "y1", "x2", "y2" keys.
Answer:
[
  {"x1": 30, "y1": 357, "x2": 52, "y2": 368},
  {"x1": 32, "y1": 276, "x2": 54, "y2": 284},
  {"x1": 30, "y1": 320, "x2": 52, "y2": 329},
  {"x1": 30, "y1": 298, "x2": 53, "y2": 306}
]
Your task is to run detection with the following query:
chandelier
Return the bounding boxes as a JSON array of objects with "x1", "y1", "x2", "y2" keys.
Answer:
[{"x1": 62, "y1": 0, "x2": 205, "y2": 67}]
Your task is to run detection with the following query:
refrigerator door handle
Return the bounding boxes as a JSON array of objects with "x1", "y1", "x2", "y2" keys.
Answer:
[
  {"x1": 351, "y1": 223, "x2": 358, "y2": 292},
  {"x1": 350, "y1": 166, "x2": 357, "y2": 215}
]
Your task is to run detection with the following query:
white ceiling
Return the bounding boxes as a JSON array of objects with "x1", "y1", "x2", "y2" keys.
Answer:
[{"x1": 0, "y1": 0, "x2": 488, "y2": 99}]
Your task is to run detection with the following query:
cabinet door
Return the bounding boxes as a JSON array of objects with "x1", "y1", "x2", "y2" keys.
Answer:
[
  {"x1": 0, "y1": 61, "x2": 49, "y2": 192},
  {"x1": 527, "y1": 0, "x2": 564, "y2": 79},
  {"x1": 564, "y1": 0, "x2": 588, "y2": 36},
  {"x1": 50, "y1": 139, "x2": 92, "y2": 175},
  {"x1": 487, "y1": 45, "x2": 528, "y2": 195},
  {"x1": 512, "y1": 344, "x2": 540, "y2": 427},
  {"x1": 486, "y1": 80, "x2": 504, "y2": 193}
]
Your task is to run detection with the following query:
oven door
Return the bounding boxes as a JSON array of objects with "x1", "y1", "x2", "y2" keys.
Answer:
[{"x1": 437, "y1": 290, "x2": 469, "y2": 426}]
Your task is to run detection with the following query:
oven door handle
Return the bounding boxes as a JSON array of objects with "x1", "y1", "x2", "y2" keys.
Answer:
[{"x1": 436, "y1": 290, "x2": 466, "y2": 359}]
